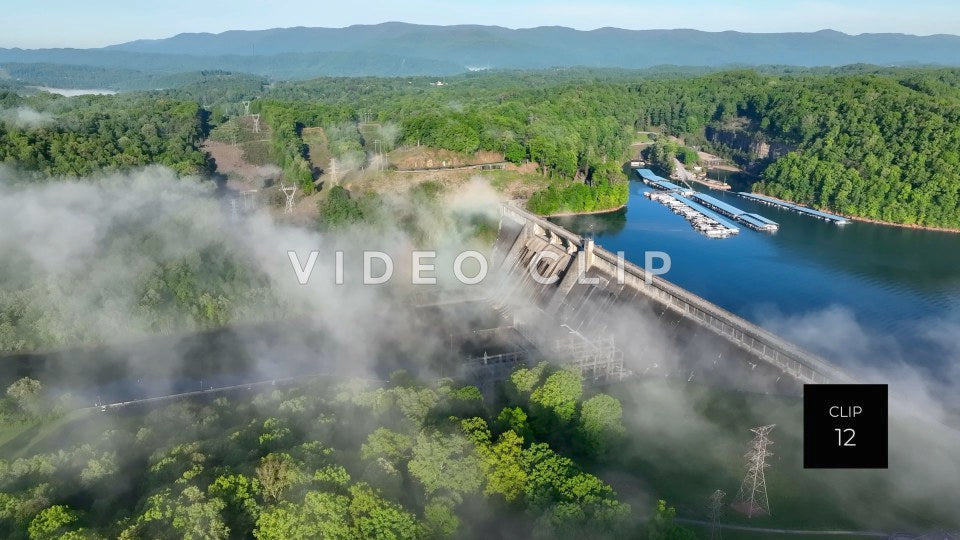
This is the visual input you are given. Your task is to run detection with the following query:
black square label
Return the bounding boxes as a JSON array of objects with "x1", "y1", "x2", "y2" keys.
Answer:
[{"x1": 804, "y1": 384, "x2": 888, "y2": 468}]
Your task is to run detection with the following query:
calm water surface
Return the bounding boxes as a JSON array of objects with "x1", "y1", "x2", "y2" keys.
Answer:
[
  {"x1": 29, "y1": 86, "x2": 117, "y2": 96},
  {"x1": 555, "y1": 180, "x2": 960, "y2": 372}
]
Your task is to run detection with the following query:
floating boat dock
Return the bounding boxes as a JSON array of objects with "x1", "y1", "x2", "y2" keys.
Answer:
[
  {"x1": 689, "y1": 192, "x2": 779, "y2": 232},
  {"x1": 635, "y1": 168, "x2": 693, "y2": 195},
  {"x1": 645, "y1": 190, "x2": 740, "y2": 238},
  {"x1": 635, "y1": 169, "x2": 778, "y2": 234},
  {"x1": 736, "y1": 192, "x2": 850, "y2": 225}
]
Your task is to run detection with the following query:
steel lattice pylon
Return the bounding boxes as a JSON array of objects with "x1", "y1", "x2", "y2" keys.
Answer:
[
  {"x1": 708, "y1": 489, "x2": 726, "y2": 539},
  {"x1": 281, "y1": 184, "x2": 297, "y2": 214},
  {"x1": 732, "y1": 424, "x2": 775, "y2": 518}
]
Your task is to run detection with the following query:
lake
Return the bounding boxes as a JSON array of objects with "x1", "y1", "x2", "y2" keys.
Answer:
[
  {"x1": 29, "y1": 86, "x2": 117, "y2": 96},
  {"x1": 554, "y1": 179, "x2": 960, "y2": 374}
]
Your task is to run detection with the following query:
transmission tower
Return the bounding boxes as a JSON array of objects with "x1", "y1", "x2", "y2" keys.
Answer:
[
  {"x1": 732, "y1": 424, "x2": 775, "y2": 518},
  {"x1": 372, "y1": 139, "x2": 385, "y2": 172},
  {"x1": 241, "y1": 189, "x2": 258, "y2": 211},
  {"x1": 329, "y1": 158, "x2": 338, "y2": 185},
  {"x1": 708, "y1": 489, "x2": 726, "y2": 540},
  {"x1": 281, "y1": 184, "x2": 297, "y2": 214}
]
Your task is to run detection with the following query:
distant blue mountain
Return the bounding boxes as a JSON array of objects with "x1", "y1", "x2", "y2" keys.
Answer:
[
  {"x1": 2, "y1": 23, "x2": 958, "y2": 80},
  {"x1": 104, "y1": 24, "x2": 960, "y2": 67}
]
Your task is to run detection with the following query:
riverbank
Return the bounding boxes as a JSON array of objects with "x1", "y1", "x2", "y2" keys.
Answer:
[
  {"x1": 751, "y1": 191, "x2": 960, "y2": 234},
  {"x1": 534, "y1": 203, "x2": 627, "y2": 218},
  {"x1": 845, "y1": 213, "x2": 960, "y2": 233}
]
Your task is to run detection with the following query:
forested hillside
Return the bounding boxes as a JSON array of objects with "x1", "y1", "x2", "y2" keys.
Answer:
[
  {"x1": 0, "y1": 91, "x2": 207, "y2": 176},
  {"x1": 0, "y1": 64, "x2": 267, "y2": 95},
  {"x1": 0, "y1": 48, "x2": 465, "y2": 80},
  {"x1": 2, "y1": 66, "x2": 959, "y2": 225},
  {"x1": 626, "y1": 69, "x2": 960, "y2": 227},
  {"x1": 247, "y1": 75, "x2": 636, "y2": 212},
  {"x1": 0, "y1": 366, "x2": 692, "y2": 540},
  {"x1": 251, "y1": 68, "x2": 960, "y2": 226}
]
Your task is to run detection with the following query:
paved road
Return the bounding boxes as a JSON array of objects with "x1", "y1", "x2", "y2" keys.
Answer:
[
  {"x1": 673, "y1": 157, "x2": 698, "y2": 185},
  {"x1": 394, "y1": 161, "x2": 507, "y2": 173}
]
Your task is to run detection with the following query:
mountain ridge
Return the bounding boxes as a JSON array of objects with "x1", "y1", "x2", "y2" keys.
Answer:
[
  {"x1": 101, "y1": 23, "x2": 960, "y2": 69},
  {"x1": 2, "y1": 23, "x2": 959, "y2": 80}
]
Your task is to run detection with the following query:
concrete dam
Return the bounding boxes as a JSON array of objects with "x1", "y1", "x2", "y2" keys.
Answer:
[{"x1": 468, "y1": 203, "x2": 852, "y2": 393}]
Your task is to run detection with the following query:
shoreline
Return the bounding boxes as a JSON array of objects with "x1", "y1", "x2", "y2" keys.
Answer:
[
  {"x1": 844, "y1": 214, "x2": 960, "y2": 234},
  {"x1": 752, "y1": 192, "x2": 960, "y2": 234},
  {"x1": 535, "y1": 204, "x2": 627, "y2": 218}
]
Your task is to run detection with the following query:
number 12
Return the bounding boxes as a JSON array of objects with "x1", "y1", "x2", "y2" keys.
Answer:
[{"x1": 835, "y1": 428, "x2": 856, "y2": 446}]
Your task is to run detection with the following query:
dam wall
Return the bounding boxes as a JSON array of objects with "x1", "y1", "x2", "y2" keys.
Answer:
[{"x1": 496, "y1": 203, "x2": 852, "y2": 386}]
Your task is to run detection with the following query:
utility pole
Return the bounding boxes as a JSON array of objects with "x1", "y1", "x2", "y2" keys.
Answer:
[{"x1": 733, "y1": 424, "x2": 775, "y2": 518}]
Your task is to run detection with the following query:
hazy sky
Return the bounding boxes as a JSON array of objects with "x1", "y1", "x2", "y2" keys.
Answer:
[{"x1": 3, "y1": 0, "x2": 960, "y2": 48}]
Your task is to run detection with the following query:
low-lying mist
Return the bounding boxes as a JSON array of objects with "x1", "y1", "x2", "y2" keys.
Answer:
[
  {"x1": 0, "y1": 166, "x2": 499, "y2": 400},
  {"x1": 0, "y1": 106, "x2": 54, "y2": 128}
]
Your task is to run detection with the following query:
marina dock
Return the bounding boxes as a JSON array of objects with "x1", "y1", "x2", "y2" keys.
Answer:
[
  {"x1": 635, "y1": 168, "x2": 693, "y2": 195},
  {"x1": 645, "y1": 190, "x2": 740, "y2": 238},
  {"x1": 689, "y1": 192, "x2": 780, "y2": 232},
  {"x1": 635, "y1": 168, "x2": 775, "y2": 235},
  {"x1": 737, "y1": 192, "x2": 850, "y2": 225}
]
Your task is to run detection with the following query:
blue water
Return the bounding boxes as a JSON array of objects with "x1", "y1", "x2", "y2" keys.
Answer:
[{"x1": 554, "y1": 180, "x2": 960, "y2": 372}]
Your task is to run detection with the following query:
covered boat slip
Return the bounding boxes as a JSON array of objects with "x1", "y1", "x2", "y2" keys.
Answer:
[
  {"x1": 643, "y1": 190, "x2": 740, "y2": 238},
  {"x1": 690, "y1": 192, "x2": 780, "y2": 232},
  {"x1": 634, "y1": 169, "x2": 778, "y2": 233},
  {"x1": 737, "y1": 192, "x2": 850, "y2": 225},
  {"x1": 634, "y1": 168, "x2": 688, "y2": 193}
]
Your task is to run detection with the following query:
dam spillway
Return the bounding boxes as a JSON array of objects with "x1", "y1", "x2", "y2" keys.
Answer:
[{"x1": 491, "y1": 202, "x2": 852, "y2": 390}]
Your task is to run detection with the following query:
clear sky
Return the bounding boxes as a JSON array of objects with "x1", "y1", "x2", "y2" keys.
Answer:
[{"x1": 3, "y1": 0, "x2": 960, "y2": 49}]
